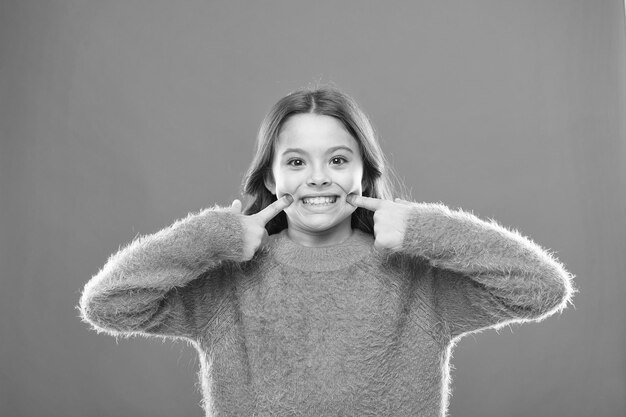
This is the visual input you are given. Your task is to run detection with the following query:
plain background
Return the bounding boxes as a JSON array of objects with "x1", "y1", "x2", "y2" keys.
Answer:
[{"x1": 1, "y1": 1, "x2": 624, "y2": 416}]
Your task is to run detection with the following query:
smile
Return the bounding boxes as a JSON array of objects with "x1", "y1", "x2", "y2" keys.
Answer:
[{"x1": 301, "y1": 196, "x2": 338, "y2": 205}]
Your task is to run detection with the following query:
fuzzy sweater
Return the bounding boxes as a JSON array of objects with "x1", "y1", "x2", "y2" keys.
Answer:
[{"x1": 79, "y1": 203, "x2": 574, "y2": 417}]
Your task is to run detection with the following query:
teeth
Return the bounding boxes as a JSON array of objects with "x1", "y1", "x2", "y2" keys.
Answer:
[{"x1": 302, "y1": 196, "x2": 337, "y2": 205}]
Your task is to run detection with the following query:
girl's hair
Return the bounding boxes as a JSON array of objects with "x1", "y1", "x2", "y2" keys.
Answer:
[{"x1": 242, "y1": 86, "x2": 401, "y2": 235}]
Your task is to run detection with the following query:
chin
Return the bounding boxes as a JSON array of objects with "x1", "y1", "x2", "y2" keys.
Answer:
[
  {"x1": 298, "y1": 213, "x2": 353, "y2": 233},
  {"x1": 300, "y1": 220, "x2": 339, "y2": 233}
]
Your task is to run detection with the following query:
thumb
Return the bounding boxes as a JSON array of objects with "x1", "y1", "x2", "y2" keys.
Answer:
[{"x1": 230, "y1": 199, "x2": 243, "y2": 213}]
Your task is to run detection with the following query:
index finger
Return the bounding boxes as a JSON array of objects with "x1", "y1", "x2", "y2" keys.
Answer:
[
  {"x1": 255, "y1": 195, "x2": 293, "y2": 224},
  {"x1": 346, "y1": 194, "x2": 385, "y2": 211}
]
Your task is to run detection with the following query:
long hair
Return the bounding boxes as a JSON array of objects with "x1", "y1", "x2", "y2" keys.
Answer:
[{"x1": 241, "y1": 86, "x2": 402, "y2": 235}]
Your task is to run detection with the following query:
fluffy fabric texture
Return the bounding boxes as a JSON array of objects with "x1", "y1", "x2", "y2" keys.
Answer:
[{"x1": 79, "y1": 203, "x2": 574, "y2": 416}]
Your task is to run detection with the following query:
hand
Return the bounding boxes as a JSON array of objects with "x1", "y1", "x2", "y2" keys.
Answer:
[
  {"x1": 347, "y1": 195, "x2": 413, "y2": 250},
  {"x1": 229, "y1": 195, "x2": 293, "y2": 261}
]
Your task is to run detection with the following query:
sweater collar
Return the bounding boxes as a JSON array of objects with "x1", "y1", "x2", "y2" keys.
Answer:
[{"x1": 268, "y1": 228, "x2": 374, "y2": 272}]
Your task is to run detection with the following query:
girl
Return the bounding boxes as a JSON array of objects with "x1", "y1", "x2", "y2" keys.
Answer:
[{"x1": 80, "y1": 87, "x2": 574, "y2": 416}]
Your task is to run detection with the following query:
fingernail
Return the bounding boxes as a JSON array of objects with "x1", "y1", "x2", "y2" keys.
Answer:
[
  {"x1": 346, "y1": 194, "x2": 355, "y2": 205},
  {"x1": 284, "y1": 194, "x2": 294, "y2": 203}
]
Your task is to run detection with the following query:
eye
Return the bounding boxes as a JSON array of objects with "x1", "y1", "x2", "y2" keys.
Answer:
[
  {"x1": 287, "y1": 158, "x2": 304, "y2": 167},
  {"x1": 330, "y1": 156, "x2": 348, "y2": 165}
]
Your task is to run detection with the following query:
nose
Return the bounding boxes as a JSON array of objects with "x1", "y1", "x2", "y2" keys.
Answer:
[{"x1": 307, "y1": 166, "x2": 331, "y2": 187}]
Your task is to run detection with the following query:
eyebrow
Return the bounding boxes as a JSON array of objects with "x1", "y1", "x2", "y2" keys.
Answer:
[{"x1": 280, "y1": 146, "x2": 355, "y2": 156}]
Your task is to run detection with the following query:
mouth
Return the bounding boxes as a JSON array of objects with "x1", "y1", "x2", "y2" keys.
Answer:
[{"x1": 301, "y1": 195, "x2": 339, "y2": 206}]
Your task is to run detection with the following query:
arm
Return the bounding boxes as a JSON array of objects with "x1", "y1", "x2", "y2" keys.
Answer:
[
  {"x1": 79, "y1": 207, "x2": 245, "y2": 340},
  {"x1": 346, "y1": 195, "x2": 575, "y2": 339},
  {"x1": 401, "y1": 202, "x2": 575, "y2": 338}
]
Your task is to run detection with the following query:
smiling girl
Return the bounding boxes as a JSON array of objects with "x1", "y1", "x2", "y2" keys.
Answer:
[{"x1": 80, "y1": 86, "x2": 574, "y2": 416}]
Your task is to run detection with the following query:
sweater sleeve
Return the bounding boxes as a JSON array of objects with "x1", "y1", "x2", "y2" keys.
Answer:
[
  {"x1": 400, "y1": 203, "x2": 575, "y2": 339},
  {"x1": 79, "y1": 207, "x2": 245, "y2": 340}
]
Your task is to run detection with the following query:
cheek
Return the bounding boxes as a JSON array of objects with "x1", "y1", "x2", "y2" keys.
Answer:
[
  {"x1": 340, "y1": 169, "x2": 364, "y2": 194},
  {"x1": 274, "y1": 170, "x2": 299, "y2": 195}
]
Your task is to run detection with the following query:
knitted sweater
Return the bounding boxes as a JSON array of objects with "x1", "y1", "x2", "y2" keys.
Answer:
[{"x1": 79, "y1": 203, "x2": 574, "y2": 417}]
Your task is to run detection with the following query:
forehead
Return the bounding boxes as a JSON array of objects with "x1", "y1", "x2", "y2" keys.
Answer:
[{"x1": 276, "y1": 113, "x2": 358, "y2": 152}]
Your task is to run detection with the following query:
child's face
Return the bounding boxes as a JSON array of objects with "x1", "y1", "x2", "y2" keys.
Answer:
[{"x1": 266, "y1": 113, "x2": 363, "y2": 240}]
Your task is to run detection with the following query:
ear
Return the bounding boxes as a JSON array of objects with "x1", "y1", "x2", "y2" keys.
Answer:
[{"x1": 264, "y1": 173, "x2": 276, "y2": 195}]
